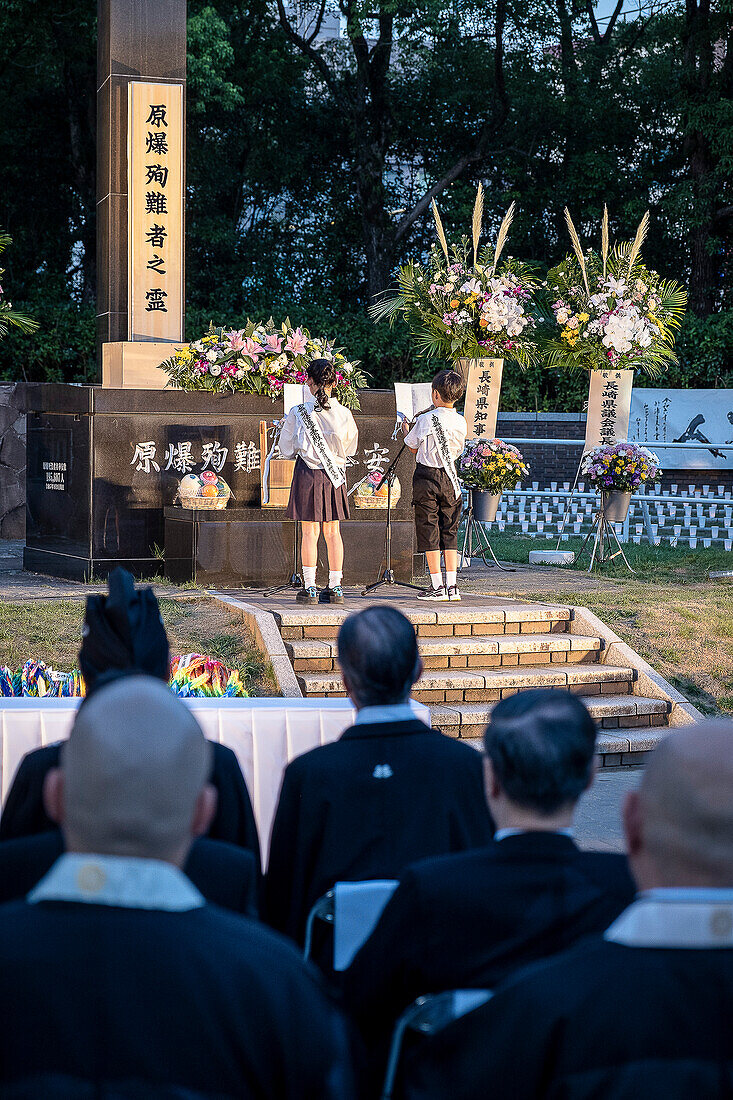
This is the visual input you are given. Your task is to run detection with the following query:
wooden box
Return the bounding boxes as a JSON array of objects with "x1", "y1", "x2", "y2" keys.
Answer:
[{"x1": 260, "y1": 420, "x2": 295, "y2": 507}]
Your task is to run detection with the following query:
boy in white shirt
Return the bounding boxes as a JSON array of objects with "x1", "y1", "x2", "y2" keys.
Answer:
[{"x1": 403, "y1": 370, "x2": 467, "y2": 601}]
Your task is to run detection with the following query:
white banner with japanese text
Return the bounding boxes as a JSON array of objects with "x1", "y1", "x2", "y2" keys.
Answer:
[
  {"x1": 585, "y1": 369, "x2": 634, "y2": 451},
  {"x1": 461, "y1": 358, "x2": 503, "y2": 441}
]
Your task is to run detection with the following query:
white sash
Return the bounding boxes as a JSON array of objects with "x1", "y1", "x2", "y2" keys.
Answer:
[
  {"x1": 295, "y1": 403, "x2": 346, "y2": 489},
  {"x1": 430, "y1": 412, "x2": 462, "y2": 501}
]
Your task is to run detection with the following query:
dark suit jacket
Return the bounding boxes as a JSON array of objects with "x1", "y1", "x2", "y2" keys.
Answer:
[
  {"x1": 0, "y1": 740, "x2": 262, "y2": 873},
  {"x1": 0, "y1": 830, "x2": 259, "y2": 916},
  {"x1": 343, "y1": 832, "x2": 635, "y2": 1049},
  {"x1": 403, "y1": 935, "x2": 733, "y2": 1100},
  {"x1": 264, "y1": 720, "x2": 494, "y2": 945},
  {"x1": 0, "y1": 898, "x2": 354, "y2": 1097}
]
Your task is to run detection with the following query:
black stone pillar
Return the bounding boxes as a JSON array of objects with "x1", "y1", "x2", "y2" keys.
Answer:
[{"x1": 96, "y1": 0, "x2": 186, "y2": 372}]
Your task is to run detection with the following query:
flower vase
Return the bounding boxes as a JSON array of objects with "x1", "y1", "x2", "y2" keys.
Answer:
[
  {"x1": 473, "y1": 490, "x2": 502, "y2": 523},
  {"x1": 602, "y1": 491, "x2": 631, "y2": 523},
  {"x1": 457, "y1": 358, "x2": 504, "y2": 441}
]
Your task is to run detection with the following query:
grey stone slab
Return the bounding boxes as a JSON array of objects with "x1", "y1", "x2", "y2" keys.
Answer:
[
  {"x1": 285, "y1": 639, "x2": 334, "y2": 659},
  {"x1": 418, "y1": 670, "x2": 487, "y2": 690},
  {"x1": 482, "y1": 667, "x2": 568, "y2": 688},
  {"x1": 418, "y1": 636, "x2": 501, "y2": 656},
  {"x1": 626, "y1": 728, "x2": 667, "y2": 752},
  {"x1": 503, "y1": 604, "x2": 571, "y2": 623},
  {"x1": 595, "y1": 731, "x2": 631, "y2": 754},
  {"x1": 496, "y1": 633, "x2": 572, "y2": 654},
  {"x1": 564, "y1": 664, "x2": 632, "y2": 684}
]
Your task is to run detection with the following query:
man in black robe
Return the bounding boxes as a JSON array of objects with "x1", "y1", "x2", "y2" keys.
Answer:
[
  {"x1": 264, "y1": 606, "x2": 494, "y2": 946},
  {"x1": 0, "y1": 676, "x2": 354, "y2": 1097},
  {"x1": 343, "y1": 690, "x2": 634, "y2": 1051},
  {"x1": 403, "y1": 721, "x2": 733, "y2": 1100}
]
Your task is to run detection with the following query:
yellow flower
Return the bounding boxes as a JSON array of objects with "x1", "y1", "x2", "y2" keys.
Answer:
[{"x1": 578, "y1": 313, "x2": 589, "y2": 324}]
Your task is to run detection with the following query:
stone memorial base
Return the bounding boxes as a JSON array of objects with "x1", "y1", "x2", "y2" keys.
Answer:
[
  {"x1": 164, "y1": 507, "x2": 416, "y2": 587},
  {"x1": 22, "y1": 384, "x2": 416, "y2": 582}
]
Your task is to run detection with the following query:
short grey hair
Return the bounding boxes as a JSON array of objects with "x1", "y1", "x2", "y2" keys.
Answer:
[
  {"x1": 62, "y1": 675, "x2": 211, "y2": 860},
  {"x1": 337, "y1": 607, "x2": 420, "y2": 708}
]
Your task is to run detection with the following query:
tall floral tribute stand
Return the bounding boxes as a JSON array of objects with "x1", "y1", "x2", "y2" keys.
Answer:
[
  {"x1": 537, "y1": 206, "x2": 686, "y2": 567},
  {"x1": 370, "y1": 185, "x2": 541, "y2": 438},
  {"x1": 370, "y1": 186, "x2": 540, "y2": 573}
]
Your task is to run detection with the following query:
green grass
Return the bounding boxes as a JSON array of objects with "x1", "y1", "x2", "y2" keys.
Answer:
[
  {"x1": 0, "y1": 597, "x2": 278, "y2": 697},
  {"x1": 483, "y1": 533, "x2": 733, "y2": 585}
]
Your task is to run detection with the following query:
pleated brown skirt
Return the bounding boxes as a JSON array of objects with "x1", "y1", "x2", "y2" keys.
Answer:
[{"x1": 286, "y1": 457, "x2": 350, "y2": 522}]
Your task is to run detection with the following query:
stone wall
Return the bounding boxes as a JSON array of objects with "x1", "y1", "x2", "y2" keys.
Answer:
[{"x1": 0, "y1": 383, "x2": 26, "y2": 538}]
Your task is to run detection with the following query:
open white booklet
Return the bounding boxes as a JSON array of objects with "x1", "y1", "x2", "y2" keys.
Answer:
[{"x1": 394, "y1": 381, "x2": 433, "y2": 425}]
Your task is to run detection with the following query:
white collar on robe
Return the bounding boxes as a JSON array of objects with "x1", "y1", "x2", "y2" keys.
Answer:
[
  {"x1": 494, "y1": 827, "x2": 574, "y2": 842},
  {"x1": 28, "y1": 853, "x2": 205, "y2": 912},
  {"x1": 354, "y1": 702, "x2": 424, "y2": 726},
  {"x1": 605, "y1": 888, "x2": 733, "y2": 948}
]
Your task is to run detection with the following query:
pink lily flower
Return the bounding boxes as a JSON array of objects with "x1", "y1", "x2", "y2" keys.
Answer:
[
  {"x1": 226, "y1": 330, "x2": 246, "y2": 352},
  {"x1": 243, "y1": 338, "x2": 264, "y2": 360},
  {"x1": 265, "y1": 334, "x2": 284, "y2": 354},
  {"x1": 285, "y1": 328, "x2": 308, "y2": 356}
]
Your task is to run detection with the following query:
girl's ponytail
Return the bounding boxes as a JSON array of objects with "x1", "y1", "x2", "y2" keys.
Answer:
[{"x1": 307, "y1": 358, "x2": 337, "y2": 410}]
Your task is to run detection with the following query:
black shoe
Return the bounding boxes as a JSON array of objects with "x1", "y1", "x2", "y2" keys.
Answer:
[
  {"x1": 296, "y1": 586, "x2": 318, "y2": 605},
  {"x1": 319, "y1": 585, "x2": 345, "y2": 604},
  {"x1": 416, "y1": 584, "x2": 449, "y2": 602}
]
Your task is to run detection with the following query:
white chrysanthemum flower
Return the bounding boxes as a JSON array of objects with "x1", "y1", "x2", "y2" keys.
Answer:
[{"x1": 209, "y1": 364, "x2": 222, "y2": 377}]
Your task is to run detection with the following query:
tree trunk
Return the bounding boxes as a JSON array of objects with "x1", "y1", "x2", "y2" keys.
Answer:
[{"x1": 681, "y1": 0, "x2": 715, "y2": 316}]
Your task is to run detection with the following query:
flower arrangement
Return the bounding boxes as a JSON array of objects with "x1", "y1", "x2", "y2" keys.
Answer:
[
  {"x1": 370, "y1": 186, "x2": 541, "y2": 368},
  {"x1": 456, "y1": 438, "x2": 529, "y2": 495},
  {"x1": 544, "y1": 208, "x2": 686, "y2": 377},
  {"x1": 581, "y1": 442, "x2": 661, "y2": 494},
  {"x1": 158, "y1": 319, "x2": 367, "y2": 409},
  {"x1": 0, "y1": 230, "x2": 38, "y2": 340}
]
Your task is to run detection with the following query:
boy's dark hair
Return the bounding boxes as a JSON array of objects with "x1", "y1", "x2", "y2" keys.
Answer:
[
  {"x1": 432, "y1": 369, "x2": 465, "y2": 406},
  {"x1": 483, "y1": 689, "x2": 597, "y2": 815}
]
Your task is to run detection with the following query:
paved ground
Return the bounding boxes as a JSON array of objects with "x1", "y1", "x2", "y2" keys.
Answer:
[{"x1": 575, "y1": 767, "x2": 641, "y2": 852}]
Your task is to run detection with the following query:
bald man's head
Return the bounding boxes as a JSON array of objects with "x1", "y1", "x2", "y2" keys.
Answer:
[
  {"x1": 624, "y1": 722, "x2": 733, "y2": 890},
  {"x1": 46, "y1": 676, "x2": 214, "y2": 864}
]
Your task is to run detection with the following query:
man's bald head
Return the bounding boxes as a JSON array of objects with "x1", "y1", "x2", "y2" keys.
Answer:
[
  {"x1": 624, "y1": 721, "x2": 733, "y2": 889},
  {"x1": 46, "y1": 676, "x2": 214, "y2": 864}
]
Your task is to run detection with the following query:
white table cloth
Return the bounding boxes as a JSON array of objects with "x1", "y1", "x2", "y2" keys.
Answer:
[{"x1": 0, "y1": 697, "x2": 429, "y2": 861}]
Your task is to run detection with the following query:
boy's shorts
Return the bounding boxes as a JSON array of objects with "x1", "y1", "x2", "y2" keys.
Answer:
[{"x1": 412, "y1": 463, "x2": 463, "y2": 553}]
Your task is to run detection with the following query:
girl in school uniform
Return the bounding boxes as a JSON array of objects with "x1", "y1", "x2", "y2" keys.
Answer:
[{"x1": 278, "y1": 359, "x2": 359, "y2": 604}]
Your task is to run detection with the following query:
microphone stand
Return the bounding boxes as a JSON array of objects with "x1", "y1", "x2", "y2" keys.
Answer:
[{"x1": 361, "y1": 437, "x2": 425, "y2": 597}]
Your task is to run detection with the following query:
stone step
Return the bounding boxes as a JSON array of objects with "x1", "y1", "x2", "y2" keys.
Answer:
[
  {"x1": 289, "y1": 632, "x2": 602, "y2": 673},
  {"x1": 296, "y1": 663, "x2": 635, "y2": 703},
  {"x1": 419, "y1": 633, "x2": 601, "y2": 670},
  {"x1": 431, "y1": 696, "x2": 670, "y2": 739},
  {"x1": 276, "y1": 603, "x2": 571, "y2": 640},
  {"x1": 463, "y1": 726, "x2": 665, "y2": 767}
]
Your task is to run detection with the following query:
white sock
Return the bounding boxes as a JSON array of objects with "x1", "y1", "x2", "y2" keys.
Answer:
[
  {"x1": 446, "y1": 570, "x2": 457, "y2": 588},
  {"x1": 303, "y1": 566, "x2": 316, "y2": 589},
  {"x1": 329, "y1": 570, "x2": 342, "y2": 589},
  {"x1": 430, "y1": 571, "x2": 443, "y2": 590}
]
